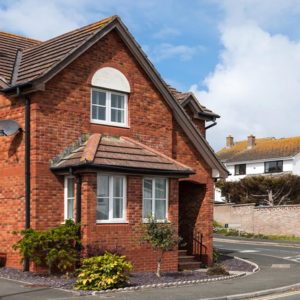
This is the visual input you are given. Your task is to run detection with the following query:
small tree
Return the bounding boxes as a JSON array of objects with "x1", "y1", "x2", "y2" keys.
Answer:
[{"x1": 140, "y1": 217, "x2": 180, "y2": 277}]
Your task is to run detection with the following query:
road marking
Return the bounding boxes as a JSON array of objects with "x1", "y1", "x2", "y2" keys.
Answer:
[
  {"x1": 271, "y1": 264, "x2": 290, "y2": 268},
  {"x1": 283, "y1": 255, "x2": 300, "y2": 263},
  {"x1": 253, "y1": 289, "x2": 300, "y2": 299},
  {"x1": 239, "y1": 250, "x2": 260, "y2": 253}
]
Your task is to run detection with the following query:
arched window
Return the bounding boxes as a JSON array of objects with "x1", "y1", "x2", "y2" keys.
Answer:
[{"x1": 91, "y1": 67, "x2": 130, "y2": 127}]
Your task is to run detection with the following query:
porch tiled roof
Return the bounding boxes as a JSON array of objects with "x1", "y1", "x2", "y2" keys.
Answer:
[
  {"x1": 51, "y1": 134, "x2": 194, "y2": 176},
  {"x1": 217, "y1": 136, "x2": 300, "y2": 163}
]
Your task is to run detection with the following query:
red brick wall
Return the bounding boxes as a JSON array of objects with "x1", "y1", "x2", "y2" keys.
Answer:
[
  {"x1": 183, "y1": 104, "x2": 206, "y2": 137},
  {"x1": 0, "y1": 28, "x2": 214, "y2": 271},
  {"x1": 0, "y1": 95, "x2": 26, "y2": 267}
]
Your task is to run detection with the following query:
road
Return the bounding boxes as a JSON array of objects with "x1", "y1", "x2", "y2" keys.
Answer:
[{"x1": 0, "y1": 237, "x2": 300, "y2": 299}]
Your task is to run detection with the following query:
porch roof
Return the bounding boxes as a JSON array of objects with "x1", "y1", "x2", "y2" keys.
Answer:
[{"x1": 50, "y1": 133, "x2": 194, "y2": 176}]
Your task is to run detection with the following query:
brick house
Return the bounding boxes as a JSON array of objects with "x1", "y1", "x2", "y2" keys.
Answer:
[{"x1": 0, "y1": 16, "x2": 227, "y2": 272}]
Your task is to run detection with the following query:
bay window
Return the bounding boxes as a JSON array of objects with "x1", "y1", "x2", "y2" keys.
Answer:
[
  {"x1": 143, "y1": 178, "x2": 168, "y2": 221},
  {"x1": 64, "y1": 176, "x2": 75, "y2": 220},
  {"x1": 96, "y1": 174, "x2": 126, "y2": 223}
]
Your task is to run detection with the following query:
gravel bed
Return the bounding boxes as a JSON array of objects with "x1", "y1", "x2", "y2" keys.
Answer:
[{"x1": 0, "y1": 254, "x2": 253, "y2": 292}]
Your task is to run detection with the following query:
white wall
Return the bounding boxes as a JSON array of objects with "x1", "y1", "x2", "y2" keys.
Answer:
[
  {"x1": 293, "y1": 153, "x2": 300, "y2": 175},
  {"x1": 226, "y1": 158, "x2": 294, "y2": 182}
]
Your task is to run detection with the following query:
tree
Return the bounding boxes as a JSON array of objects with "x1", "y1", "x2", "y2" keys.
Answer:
[
  {"x1": 216, "y1": 175, "x2": 300, "y2": 205},
  {"x1": 140, "y1": 217, "x2": 180, "y2": 277}
]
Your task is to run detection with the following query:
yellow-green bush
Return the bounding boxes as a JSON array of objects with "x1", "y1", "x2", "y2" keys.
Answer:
[{"x1": 75, "y1": 252, "x2": 132, "y2": 290}]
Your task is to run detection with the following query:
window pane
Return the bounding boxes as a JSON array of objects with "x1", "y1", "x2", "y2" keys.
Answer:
[
  {"x1": 92, "y1": 90, "x2": 106, "y2": 106},
  {"x1": 67, "y1": 178, "x2": 74, "y2": 198},
  {"x1": 96, "y1": 106, "x2": 106, "y2": 120},
  {"x1": 111, "y1": 108, "x2": 124, "y2": 123},
  {"x1": 98, "y1": 175, "x2": 109, "y2": 197},
  {"x1": 92, "y1": 105, "x2": 97, "y2": 119},
  {"x1": 155, "y1": 200, "x2": 166, "y2": 220},
  {"x1": 111, "y1": 94, "x2": 124, "y2": 109},
  {"x1": 67, "y1": 198, "x2": 74, "y2": 219},
  {"x1": 143, "y1": 199, "x2": 152, "y2": 218},
  {"x1": 113, "y1": 177, "x2": 123, "y2": 198},
  {"x1": 144, "y1": 179, "x2": 152, "y2": 199},
  {"x1": 113, "y1": 198, "x2": 123, "y2": 218},
  {"x1": 155, "y1": 178, "x2": 166, "y2": 199},
  {"x1": 97, "y1": 198, "x2": 109, "y2": 220}
]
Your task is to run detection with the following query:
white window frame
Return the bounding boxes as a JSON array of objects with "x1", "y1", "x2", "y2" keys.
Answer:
[
  {"x1": 143, "y1": 177, "x2": 169, "y2": 222},
  {"x1": 64, "y1": 176, "x2": 75, "y2": 221},
  {"x1": 96, "y1": 173, "x2": 127, "y2": 224},
  {"x1": 90, "y1": 88, "x2": 128, "y2": 127}
]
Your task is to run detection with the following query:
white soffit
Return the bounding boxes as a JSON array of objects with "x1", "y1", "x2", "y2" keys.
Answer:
[{"x1": 92, "y1": 67, "x2": 130, "y2": 93}]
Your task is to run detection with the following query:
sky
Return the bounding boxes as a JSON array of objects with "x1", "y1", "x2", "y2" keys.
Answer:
[{"x1": 1, "y1": 0, "x2": 300, "y2": 150}]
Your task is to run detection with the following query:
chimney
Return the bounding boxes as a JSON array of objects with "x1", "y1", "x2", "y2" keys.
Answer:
[
  {"x1": 247, "y1": 134, "x2": 256, "y2": 149},
  {"x1": 226, "y1": 135, "x2": 234, "y2": 148}
]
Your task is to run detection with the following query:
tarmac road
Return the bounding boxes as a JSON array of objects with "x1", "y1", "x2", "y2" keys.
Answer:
[{"x1": 1, "y1": 236, "x2": 300, "y2": 299}]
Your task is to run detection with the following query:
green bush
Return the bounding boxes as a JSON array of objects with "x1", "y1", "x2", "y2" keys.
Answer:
[
  {"x1": 75, "y1": 252, "x2": 132, "y2": 290},
  {"x1": 13, "y1": 219, "x2": 81, "y2": 274}
]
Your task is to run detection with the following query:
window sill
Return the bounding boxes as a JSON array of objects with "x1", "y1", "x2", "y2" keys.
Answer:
[
  {"x1": 96, "y1": 220, "x2": 128, "y2": 224},
  {"x1": 142, "y1": 219, "x2": 170, "y2": 224},
  {"x1": 90, "y1": 120, "x2": 129, "y2": 129}
]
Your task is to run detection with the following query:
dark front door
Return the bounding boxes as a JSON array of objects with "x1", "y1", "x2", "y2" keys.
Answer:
[{"x1": 178, "y1": 181, "x2": 206, "y2": 254}]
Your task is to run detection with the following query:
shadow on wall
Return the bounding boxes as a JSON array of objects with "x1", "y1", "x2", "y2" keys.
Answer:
[{"x1": 8, "y1": 131, "x2": 23, "y2": 161}]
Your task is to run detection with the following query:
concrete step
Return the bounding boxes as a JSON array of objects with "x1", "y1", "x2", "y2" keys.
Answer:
[
  {"x1": 178, "y1": 255, "x2": 197, "y2": 262},
  {"x1": 178, "y1": 261, "x2": 201, "y2": 271}
]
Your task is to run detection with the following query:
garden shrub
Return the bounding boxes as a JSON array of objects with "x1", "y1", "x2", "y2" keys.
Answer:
[
  {"x1": 206, "y1": 264, "x2": 229, "y2": 276},
  {"x1": 75, "y1": 252, "x2": 132, "y2": 290},
  {"x1": 13, "y1": 219, "x2": 81, "y2": 274}
]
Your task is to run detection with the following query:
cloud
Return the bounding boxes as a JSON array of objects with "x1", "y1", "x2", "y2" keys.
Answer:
[
  {"x1": 146, "y1": 43, "x2": 206, "y2": 62},
  {"x1": 153, "y1": 27, "x2": 181, "y2": 39},
  {"x1": 191, "y1": 20, "x2": 300, "y2": 151},
  {"x1": 0, "y1": 0, "x2": 90, "y2": 40}
]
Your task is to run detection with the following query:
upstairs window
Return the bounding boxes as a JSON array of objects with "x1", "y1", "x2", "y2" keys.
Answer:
[
  {"x1": 91, "y1": 67, "x2": 130, "y2": 127},
  {"x1": 234, "y1": 164, "x2": 246, "y2": 175},
  {"x1": 91, "y1": 89, "x2": 127, "y2": 126},
  {"x1": 264, "y1": 161, "x2": 283, "y2": 173}
]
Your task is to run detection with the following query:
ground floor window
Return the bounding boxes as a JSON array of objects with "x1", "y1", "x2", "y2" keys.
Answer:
[
  {"x1": 64, "y1": 176, "x2": 75, "y2": 220},
  {"x1": 143, "y1": 177, "x2": 168, "y2": 221},
  {"x1": 96, "y1": 174, "x2": 126, "y2": 223}
]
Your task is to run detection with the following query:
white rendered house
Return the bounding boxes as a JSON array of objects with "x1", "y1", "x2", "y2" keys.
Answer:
[{"x1": 215, "y1": 135, "x2": 300, "y2": 202}]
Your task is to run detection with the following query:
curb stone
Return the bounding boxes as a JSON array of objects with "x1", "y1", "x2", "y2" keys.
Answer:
[
  {"x1": 91, "y1": 273, "x2": 246, "y2": 295},
  {"x1": 202, "y1": 282, "x2": 300, "y2": 300},
  {"x1": 233, "y1": 256, "x2": 260, "y2": 273}
]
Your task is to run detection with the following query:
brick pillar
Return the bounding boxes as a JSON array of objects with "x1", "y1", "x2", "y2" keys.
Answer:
[{"x1": 80, "y1": 173, "x2": 97, "y2": 252}]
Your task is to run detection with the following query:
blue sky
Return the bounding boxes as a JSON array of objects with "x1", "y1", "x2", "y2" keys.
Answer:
[{"x1": 1, "y1": 0, "x2": 300, "y2": 150}]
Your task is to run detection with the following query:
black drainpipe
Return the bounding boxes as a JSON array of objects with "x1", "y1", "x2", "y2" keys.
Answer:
[
  {"x1": 75, "y1": 174, "x2": 82, "y2": 267},
  {"x1": 76, "y1": 174, "x2": 82, "y2": 224},
  {"x1": 23, "y1": 96, "x2": 30, "y2": 272}
]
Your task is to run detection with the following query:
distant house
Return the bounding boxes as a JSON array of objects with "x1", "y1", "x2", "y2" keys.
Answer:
[
  {"x1": 215, "y1": 135, "x2": 300, "y2": 203},
  {"x1": 217, "y1": 135, "x2": 300, "y2": 181}
]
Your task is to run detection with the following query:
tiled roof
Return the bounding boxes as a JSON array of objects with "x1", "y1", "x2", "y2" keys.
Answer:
[
  {"x1": 0, "y1": 17, "x2": 114, "y2": 85},
  {"x1": 218, "y1": 137, "x2": 300, "y2": 163},
  {"x1": 51, "y1": 133, "x2": 194, "y2": 176},
  {"x1": 0, "y1": 32, "x2": 40, "y2": 83},
  {"x1": 167, "y1": 85, "x2": 218, "y2": 117}
]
